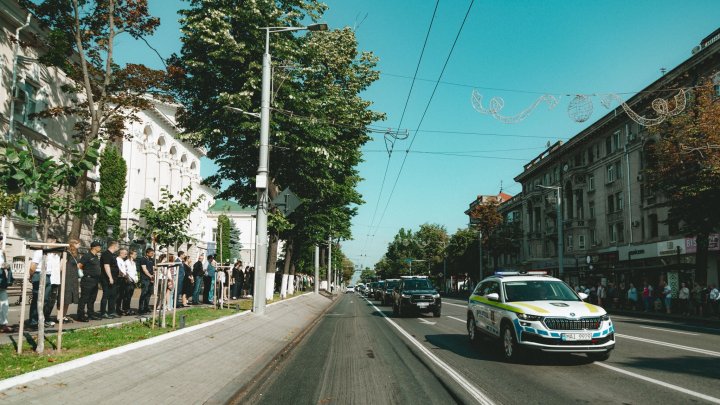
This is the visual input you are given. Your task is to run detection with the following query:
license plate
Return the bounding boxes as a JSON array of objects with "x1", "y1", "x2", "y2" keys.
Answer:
[
  {"x1": 417, "y1": 303, "x2": 429, "y2": 308},
  {"x1": 561, "y1": 333, "x2": 592, "y2": 341}
]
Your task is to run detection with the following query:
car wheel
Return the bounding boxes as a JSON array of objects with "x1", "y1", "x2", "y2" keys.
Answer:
[
  {"x1": 467, "y1": 315, "x2": 479, "y2": 344},
  {"x1": 501, "y1": 323, "x2": 522, "y2": 362},
  {"x1": 392, "y1": 302, "x2": 398, "y2": 316},
  {"x1": 433, "y1": 310, "x2": 441, "y2": 318},
  {"x1": 587, "y1": 351, "x2": 611, "y2": 362}
]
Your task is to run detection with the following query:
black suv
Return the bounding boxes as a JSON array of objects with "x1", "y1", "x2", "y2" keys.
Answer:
[
  {"x1": 380, "y1": 279, "x2": 400, "y2": 305},
  {"x1": 392, "y1": 276, "x2": 441, "y2": 317},
  {"x1": 374, "y1": 280, "x2": 385, "y2": 301}
]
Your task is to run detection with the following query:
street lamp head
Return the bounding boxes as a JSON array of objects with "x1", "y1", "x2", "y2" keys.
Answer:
[{"x1": 306, "y1": 23, "x2": 328, "y2": 32}]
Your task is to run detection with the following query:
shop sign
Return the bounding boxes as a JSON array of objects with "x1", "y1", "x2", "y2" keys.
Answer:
[
  {"x1": 658, "y1": 239, "x2": 685, "y2": 256},
  {"x1": 685, "y1": 234, "x2": 720, "y2": 254}
]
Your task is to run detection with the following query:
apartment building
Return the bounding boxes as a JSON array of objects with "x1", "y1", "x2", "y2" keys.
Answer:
[{"x1": 500, "y1": 28, "x2": 720, "y2": 289}]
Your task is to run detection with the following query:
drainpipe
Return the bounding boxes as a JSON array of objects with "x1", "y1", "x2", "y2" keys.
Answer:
[
  {"x1": 624, "y1": 143, "x2": 634, "y2": 244},
  {"x1": 8, "y1": 13, "x2": 32, "y2": 141}
]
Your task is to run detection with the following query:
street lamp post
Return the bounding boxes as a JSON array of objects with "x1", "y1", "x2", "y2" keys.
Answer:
[
  {"x1": 538, "y1": 185, "x2": 564, "y2": 277},
  {"x1": 250, "y1": 23, "x2": 327, "y2": 315}
]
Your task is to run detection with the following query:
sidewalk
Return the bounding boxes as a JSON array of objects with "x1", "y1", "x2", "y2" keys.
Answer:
[
  {"x1": 608, "y1": 307, "x2": 720, "y2": 327},
  {"x1": 0, "y1": 292, "x2": 333, "y2": 405}
]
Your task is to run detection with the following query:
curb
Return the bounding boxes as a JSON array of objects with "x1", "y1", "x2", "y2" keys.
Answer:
[{"x1": 608, "y1": 309, "x2": 720, "y2": 328}]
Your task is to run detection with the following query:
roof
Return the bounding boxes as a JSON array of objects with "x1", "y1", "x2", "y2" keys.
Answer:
[{"x1": 207, "y1": 199, "x2": 255, "y2": 214}]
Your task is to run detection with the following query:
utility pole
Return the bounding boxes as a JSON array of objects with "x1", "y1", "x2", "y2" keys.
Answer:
[
  {"x1": 478, "y1": 229, "x2": 483, "y2": 284},
  {"x1": 327, "y1": 236, "x2": 332, "y2": 293}
]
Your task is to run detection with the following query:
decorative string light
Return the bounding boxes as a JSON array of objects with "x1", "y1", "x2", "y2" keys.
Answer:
[
  {"x1": 471, "y1": 90, "x2": 560, "y2": 124},
  {"x1": 600, "y1": 89, "x2": 687, "y2": 127}
]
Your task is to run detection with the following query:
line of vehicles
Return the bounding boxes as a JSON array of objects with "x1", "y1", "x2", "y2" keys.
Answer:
[
  {"x1": 350, "y1": 276, "x2": 442, "y2": 318},
  {"x1": 350, "y1": 271, "x2": 615, "y2": 362}
]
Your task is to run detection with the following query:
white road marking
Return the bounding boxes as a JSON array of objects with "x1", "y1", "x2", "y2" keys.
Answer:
[
  {"x1": 444, "y1": 302, "x2": 467, "y2": 308},
  {"x1": 448, "y1": 316, "x2": 466, "y2": 324},
  {"x1": 595, "y1": 362, "x2": 720, "y2": 404},
  {"x1": 417, "y1": 318, "x2": 437, "y2": 325},
  {"x1": 612, "y1": 316, "x2": 720, "y2": 333},
  {"x1": 616, "y1": 333, "x2": 720, "y2": 357},
  {"x1": 638, "y1": 325, "x2": 698, "y2": 336},
  {"x1": 364, "y1": 298, "x2": 495, "y2": 405}
]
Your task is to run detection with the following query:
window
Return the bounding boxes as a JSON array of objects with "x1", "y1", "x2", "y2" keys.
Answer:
[
  {"x1": 574, "y1": 154, "x2": 582, "y2": 167},
  {"x1": 613, "y1": 130, "x2": 622, "y2": 151},
  {"x1": 616, "y1": 192, "x2": 624, "y2": 212},
  {"x1": 605, "y1": 137, "x2": 612, "y2": 156},
  {"x1": 578, "y1": 235, "x2": 586, "y2": 249},
  {"x1": 607, "y1": 195, "x2": 614, "y2": 214},
  {"x1": 607, "y1": 163, "x2": 616, "y2": 183},
  {"x1": 649, "y1": 214, "x2": 659, "y2": 238},
  {"x1": 587, "y1": 147, "x2": 594, "y2": 164},
  {"x1": 609, "y1": 224, "x2": 617, "y2": 243},
  {"x1": 14, "y1": 81, "x2": 39, "y2": 125},
  {"x1": 617, "y1": 222, "x2": 625, "y2": 243},
  {"x1": 591, "y1": 229, "x2": 598, "y2": 245},
  {"x1": 669, "y1": 218, "x2": 680, "y2": 235},
  {"x1": 567, "y1": 234, "x2": 573, "y2": 252},
  {"x1": 588, "y1": 201, "x2": 595, "y2": 218},
  {"x1": 588, "y1": 175, "x2": 595, "y2": 191}
]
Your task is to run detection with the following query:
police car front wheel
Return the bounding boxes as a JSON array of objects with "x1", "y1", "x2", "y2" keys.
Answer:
[
  {"x1": 587, "y1": 351, "x2": 611, "y2": 362},
  {"x1": 467, "y1": 316, "x2": 479, "y2": 344},
  {"x1": 501, "y1": 324, "x2": 522, "y2": 361}
]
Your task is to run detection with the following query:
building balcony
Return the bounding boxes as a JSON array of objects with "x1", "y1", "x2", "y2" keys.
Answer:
[{"x1": 607, "y1": 210, "x2": 624, "y2": 223}]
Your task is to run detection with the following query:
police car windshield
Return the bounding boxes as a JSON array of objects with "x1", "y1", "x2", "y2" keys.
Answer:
[
  {"x1": 403, "y1": 280, "x2": 432, "y2": 290},
  {"x1": 504, "y1": 280, "x2": 580, "y2": 302},
  {"x1": 385, "y1": 281, "x2": 399, "y2": 289}
]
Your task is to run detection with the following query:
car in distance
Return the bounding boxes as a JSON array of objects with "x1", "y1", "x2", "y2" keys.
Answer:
[
  {"x1": 380, "y1": 279, "x2": 400, "y2": 305},
  {"x1": 466, "y1": 271, "x2": 615, "y2": 362},
  {"x1": 346, "y1": 285, "x2": 355, "y2": 293},
  {"x1": 374, "y1": 280, "x2": 385, "y2": 301},
  {"x1": 392, "y1": 276, "x2": 441, "y2": 317}
]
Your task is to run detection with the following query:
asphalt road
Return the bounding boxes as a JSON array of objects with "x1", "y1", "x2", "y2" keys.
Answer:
[{"x1": 246, "y1": 293, "x2": 720, "y2": 405}]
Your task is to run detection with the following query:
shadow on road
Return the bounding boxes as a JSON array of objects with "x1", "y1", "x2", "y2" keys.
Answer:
[
  {"x1": 424, "y1": 333, "x2": 595, "y2": 367},
  {"x1": 615, "y1": 355, "x2": 720, "y2": 380}
]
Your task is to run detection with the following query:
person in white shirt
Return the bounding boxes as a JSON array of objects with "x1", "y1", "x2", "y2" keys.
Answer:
[
  {"x1": 709, "y1": 284, "x2": 719, "y2": 318},
  {"x1": 114, "y1": 248, "x2": 128, "y2": 316},
  {"x1": 41, "y1": 242, "x2": 63, "y2": 326},
  {"x1": 119, "y1": 250, "x2": 138, "y2": 315},
  {"x1": 678, "y1": 282, "x2": 690, "y2": 316}
]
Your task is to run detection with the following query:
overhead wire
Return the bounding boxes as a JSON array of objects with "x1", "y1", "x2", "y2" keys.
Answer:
[
  {"x1": 360, "y1": 0, "x2": 441, "y2": 257},
  {"x1": 371, "y1": 0, "x2": 476, "y2": 239}
]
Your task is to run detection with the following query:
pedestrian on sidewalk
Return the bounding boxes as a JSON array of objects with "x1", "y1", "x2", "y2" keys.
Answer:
[
  {"x1": 100, "y1": 241, "x2": 120, "y2": 319},
  {"x1": 60, "y1": 239, "x2": 81, "y2": 323},
  {"x1": 115, "y1": 248, "x2": 129, "y2": 316},
  {"x1": 0, "y1": 254, "x2": 14, "y2": 333},
  {"x1": 192, "y1": 253, "x2": 204, "y2": 304},
  {"x1": 121, "y1": 250, "x2": 138, "y2": 315},
  {"x1": 642, "y1": 282, "x2": 653, "y2": 312},
  {"x1": 207, "y1": 255, "x2": 217, "y2": 304},
  {"x1": 77, "y1": 241, "x2": 102, "y2": 322},
  {"x1": 138, "y1": 248, "x2": 155, "y2": 314},
  {"x1": 709, "y1": 284, "x2": 719, "y2": 318},
  {"x1": 174, "y1": 251, "x2": 186, "y2": 308},
  {"x1": 231, "y1": 261, "x2": 243, "y2": 299},
  {"x1": 679, "y1": 282, "x2": 690, "y2": 316},
  {"x1": 662, "y1": 282, "x2": 672, "y2": 314},
  {"x1": 41, "y1": 238, "x2": 62, "y2": 327},
  {"x1": 182, "y1": 255, "x2": 193, "y2": 307}
]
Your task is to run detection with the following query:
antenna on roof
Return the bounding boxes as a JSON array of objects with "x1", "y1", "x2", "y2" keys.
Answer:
[{"x1": 499, "y1": 180, "x2": 503, "y2": 193}]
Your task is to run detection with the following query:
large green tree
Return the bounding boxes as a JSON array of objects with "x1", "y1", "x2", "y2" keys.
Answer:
[
  {"x1": 646, "y1": 81, "x2": 720, "y2": 283},
  {"x1": 171, "y1": 1, "x2": 383, "y2": 275}
]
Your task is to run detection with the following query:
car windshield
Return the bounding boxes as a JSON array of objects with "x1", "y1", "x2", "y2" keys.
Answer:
[
  {"x1": 385, "y1": 281, "x2": 399, "y2": 289},
  {"x1": 403, "y1": 279, "x2": 432, "y2": 290},
  {"x1": 504, "y1": 280, "x2": 580, "y2": 302}
]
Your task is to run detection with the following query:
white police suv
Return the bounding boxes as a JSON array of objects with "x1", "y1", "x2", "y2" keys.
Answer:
[{"x1": 467, "y1": 272, "x2": 615, "y2": 362}]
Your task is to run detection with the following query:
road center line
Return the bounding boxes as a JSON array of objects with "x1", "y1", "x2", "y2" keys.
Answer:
[
  {"x1": 638, "y1": 325, "x2": 698, "y2": 335},
  {"x1": 595, "y1": 362, "x2": 720, "y2": 404},
  {"x1": 615, "y1": 333, "x2": 720, "y2": 357},
  {"x1": 443, "y1": 302, "x2": 467, "y2": 308},
  {"x1": 363, "y1": 298, "x2": 495, "y2": 405},
  {"x1": 447, "y1": 316, "x2": 466, "y2": 324}
]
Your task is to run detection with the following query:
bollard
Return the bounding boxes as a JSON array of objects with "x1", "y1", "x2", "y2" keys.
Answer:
[{"x1": 179, "y1": 314, "x2": 186, "y2": 329}]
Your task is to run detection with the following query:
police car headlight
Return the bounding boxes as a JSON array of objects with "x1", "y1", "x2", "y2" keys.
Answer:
[
  {"x1": 601, "y1": 314, "x2": 610, "y2": 321},
  {"x1": 432, "y1": 293, "x2": 440, "y2": 298},
  {"x1": 517, "y1": 313, "x2": 543, "y2": 321}
]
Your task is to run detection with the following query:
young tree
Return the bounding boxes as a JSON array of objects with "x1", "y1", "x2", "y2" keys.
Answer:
[
  {"x1": 215, "y1": 214, "x2": 231, "y2": 264},
  {"x1": 132, "y1": 187, "x2": 204, "y2": 251},
  {"x1": 646, "y1": 80, "x2": 720, "y2": 283},
  {"x1": 22, "y1": 0, "x2": 167, "y2": 239},
  {"x1": 93, "y1": 144, "x2": 127, "y2": 239}
]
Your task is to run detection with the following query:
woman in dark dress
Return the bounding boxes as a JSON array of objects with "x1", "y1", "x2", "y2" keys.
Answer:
[
  {"x1": 182, "y1": 256, "x2": 193, "y2": 307},
  {"x1": 61, "y1": 239, "x2": 81, "y2": 322}
]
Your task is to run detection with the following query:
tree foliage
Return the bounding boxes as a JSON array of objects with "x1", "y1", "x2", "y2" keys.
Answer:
[
  {"x1": 171, "y1": 1, "x2": 384, "y2": 268},
  {"x1": 22, "y1": 0, "x2": 169, "y2": 238},
  {"x1": 359, "y1": 268, "x2": 376, "y2": 283},
  {"x1": 215, "y1": 214, "x2": 231, "y2": 264},
  {"x1": 93, "y1": 144, "x2": 127, "y2": 239},
  {"x1": 377, "y1": 224, "x2": 449, "y2": 278},
  {"x1": 646, "y1": 80, "x2": 720, "y2": 282},
  {"x1": 132, "y1": 186, "x2": 204, "y2": 249}
]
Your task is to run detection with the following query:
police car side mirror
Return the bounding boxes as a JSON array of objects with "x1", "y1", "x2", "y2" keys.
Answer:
[
  {"x1": 486, "y1": 293, "x2": 500, "y2": 302},
  {"x1": 578, "y1": 292, "x2": 588, "y2": 301}
]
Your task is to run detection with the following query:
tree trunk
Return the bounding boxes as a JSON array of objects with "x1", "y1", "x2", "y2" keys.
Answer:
[
  {"x1": 280, "y1": 239, "x2": 293, "y2": 298},
  {"x1": 266, "y1": 233, "x2": 278, "y2": 300},
  {"x1": 68, "y1": 172, "x2": 88, "y2": 240},
  {"x1": 696, "y1": 231, "x2": 709, "y2": 285}
]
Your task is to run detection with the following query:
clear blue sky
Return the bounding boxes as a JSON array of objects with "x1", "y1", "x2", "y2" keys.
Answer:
[{"x1": 114, "y1": 0, "x2": 720, "y2": 270}]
